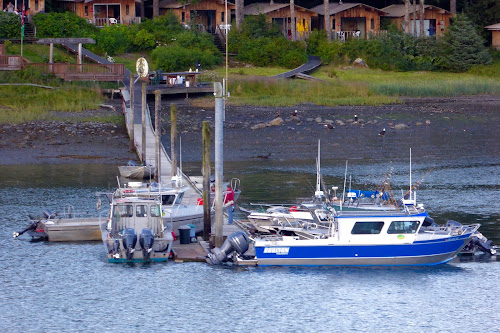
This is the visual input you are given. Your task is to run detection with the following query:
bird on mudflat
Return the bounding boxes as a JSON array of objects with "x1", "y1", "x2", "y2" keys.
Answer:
[
  {"x1": 291, "y1": 110, "x2": 298, "y2": 117},
  {"x1": 275, "y1": 112, "x2": 281, "y2": 119},
  {"x1": 325, "y1": 123, "x2": 335, "y2": 130},
  {"x1": 354, "y1": 114, "x2": 358, "y2": 123},
  {"x1": 379, "y1": 128, "x2": 386, "y2": 137}
]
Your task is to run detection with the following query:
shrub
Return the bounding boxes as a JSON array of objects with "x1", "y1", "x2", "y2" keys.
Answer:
[
  {"x1": 32, "y1": 12, "x2": 97, "y2": 38},
  {"x1": 440, "y1": 14, "x2": 492, "y2": 72},
  {"x1": 152, "y1": 44, "x2": 221, "y2": 72},
  {"x1": 95, "y1": 24, "x2": 133, "y2": 56},
  {"x1": 133, "y1": 29, "x2": 156, "y2": 51},
  {"x1": 0, "y1": 12, "x2": 21, "y2": 38}
]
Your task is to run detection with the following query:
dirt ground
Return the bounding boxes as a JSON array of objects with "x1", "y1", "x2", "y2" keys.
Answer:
[{"x1": 1, "y1": 95, "x2": 499, "y2": 165}]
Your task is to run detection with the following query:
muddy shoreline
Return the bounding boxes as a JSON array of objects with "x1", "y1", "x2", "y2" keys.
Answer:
[{"x1": 1, "y1": 95, "x2": 499, "y2": 165}]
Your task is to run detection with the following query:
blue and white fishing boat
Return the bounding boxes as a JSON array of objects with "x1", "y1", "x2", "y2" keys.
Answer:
[{"x1": 224, "y1": 204, "x2": 479, "y2": 266}]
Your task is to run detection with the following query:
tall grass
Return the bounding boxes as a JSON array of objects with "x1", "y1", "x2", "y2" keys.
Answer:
[
  {"x1": 0, "y1": 86, "x2": 102, "y2": 123},
  {"x1": 228, "y1": 77, "x2": 397, "y2": 106}
]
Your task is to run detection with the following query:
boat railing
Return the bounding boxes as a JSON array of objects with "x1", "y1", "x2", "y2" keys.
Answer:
[{"x1": 420, "y1": 223, "x2": 480, "y2": 237}]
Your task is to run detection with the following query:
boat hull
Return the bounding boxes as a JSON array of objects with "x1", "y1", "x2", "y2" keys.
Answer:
[{"x1": 253, "y1": 235, "x2": 471, "y2": 266}]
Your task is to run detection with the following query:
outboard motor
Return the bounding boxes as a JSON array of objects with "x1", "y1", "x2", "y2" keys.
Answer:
[
  {"x1": 13, "y1": 219, "x2": 40, "y2": 238},
  {"x1": 139, "y1": 228, "x2": 155, "y2": 261},
  {"x1": 207, "y1": 231, "x2": 250, "y2": 265},
  {"x1": 43, "y1": 209, "x2": 55, "y2": 219},
  {"x1": 122, "y1": 228, "x2": 137, "y2": 261},
  {"x1": 423, "y1": 216, "x2": 436, "y2": 227},
  {"x1": 112, "y1": 239, "x2": 121, "y2": 259}
]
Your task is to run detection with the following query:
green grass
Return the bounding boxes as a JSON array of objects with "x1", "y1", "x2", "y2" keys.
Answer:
[
  {"x1": 6, "y1": 43, "x2": 77, "y2": 64},
  {"x1": 0, "y1": 86, "x2": 102, "y2": 123},
  {"x1": 112, "y1": 52, "x2": 155, "y2": 73}
]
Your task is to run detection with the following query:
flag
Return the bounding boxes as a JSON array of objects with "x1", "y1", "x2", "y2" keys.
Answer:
[{"x1": 21, "y1": 2, "x2": 25, "y2": 39}]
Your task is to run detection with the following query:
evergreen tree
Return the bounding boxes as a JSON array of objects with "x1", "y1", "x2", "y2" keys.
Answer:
[{"x1": 440, "y1": 14, "x2": 491, "y2": 72}]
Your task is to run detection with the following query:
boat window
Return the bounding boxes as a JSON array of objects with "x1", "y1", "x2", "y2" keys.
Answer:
[
  {"x1": 174, "y1": 193, "x2": 184, "y2": 205},
  {"x1": 388, "y1": 221, "x2": 419, "y2": 234},
  {"x1": 150, "y1": 205, "x2": 160, "y2": 217},
  {"x1": 114, "y1": 205, "x2": 133, "y2": 217},
  {"x1": 162, "y1": 195, "x2": 175, "y2": 205},
  {"x1": 136, "y1": 205, "x2": 147, "y2": 217},
  {"x1": 351, "y1": 222, "x2": 385, "y2": 234}
]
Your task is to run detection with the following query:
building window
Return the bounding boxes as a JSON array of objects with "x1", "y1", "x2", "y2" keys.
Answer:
[
  {"x1": 35, "y1": 0, "x2": 39, "y2": 11},
  {"x1": 126, "y1": 5, "x2": 129, "y2": 15},
  {"x1": 371, "y1": 18, "x2": 374, "y2": 29},
  {"x1": 351, "y1": 222, "x2": 385, "y2": 234},
  {"x1": 221, "y1": 11, "x2": 224, "y2": 22},
  {"x1": 181, "y1": 12, "x2": 185, "y2": 22},
  {"x1": 332, "y1": 19, "x2": 335, "y2": 29},
  {"x1": 85, "y1": 5, "x2": 88, "y2": 16}
]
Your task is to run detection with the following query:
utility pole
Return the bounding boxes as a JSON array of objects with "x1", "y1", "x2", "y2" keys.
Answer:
[
  {"x1": 214, "y1": 82, "x2": 224, "y2": 248},
  {"x1": 154, "y1": 90, "x2": 161, "y2": 182},
  {"x1": 202, "y1": 121, "x2": 211, "y2": 241},
  {"x1": 170, "y1": 104, "x2": 178, "y2": 185}
]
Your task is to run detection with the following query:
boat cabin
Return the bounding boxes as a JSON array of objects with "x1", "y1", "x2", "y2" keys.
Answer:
[{"x1": 111, "y1": 198, "x2": 164, "y2": 237}]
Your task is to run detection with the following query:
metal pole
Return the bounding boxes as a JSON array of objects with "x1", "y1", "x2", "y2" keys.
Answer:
[
  {"x1": 78, "y1": 43, "x2": 82, "y2": 65},
  {"x1": 202, "y1": 121, "x2": 211, "y2": 241},
  {"x1": 170, "y1": 103, "x2": 178, "y2": 185},
  {"x1": 214, "y1": 82, "x2": 224, "y2": 248},
  {"x1": 141, "y1": 81, "x2": 147, "y2": 164},
  {"x1": 155, "y1": 90, "x2": 161, "y2": 182},
  {"x1": 129, "y1": 73, "x2": 135, "y2": 151}
]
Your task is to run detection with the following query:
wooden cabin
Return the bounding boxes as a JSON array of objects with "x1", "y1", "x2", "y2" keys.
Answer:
[
  {"x1": 53, "y1": 0, "x2": 140, "y2": 26},
  {"x1": 310, "y1": 2, "x2": 387, "y2": 40},
  {"x1": 243, "y1": 2, "x2": 317, "y2": 40},
  {"x1": 158, "y1": 0, "x2": 235, "y2": 34},
  {"x1": 485, "y1": 23, "x2": 500, "y2": 50},
  {"x1": 1, "y1": 0, "x2": 45, "y2": 15},
  {"x1": 382, "y1": 4, "x2": 452, "y2": 37}
]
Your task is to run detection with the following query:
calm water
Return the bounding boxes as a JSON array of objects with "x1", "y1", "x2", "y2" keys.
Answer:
[{"x1": 0, "y1": 158, "x2": 499, "y2": 332}]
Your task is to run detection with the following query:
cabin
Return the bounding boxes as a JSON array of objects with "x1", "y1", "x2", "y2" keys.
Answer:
[
  {"x1": 52, "y1": 0, "x2": 140, "y2": 26},
  {"x1": 309, "y1": 2, "x2": 387, "y2": 40},
  {"x1": 158, "y1": 0, "x2": 235, "y2": 34},
  {"x1": 1, "y1": 0, "x2": 45, "y2": 15},
  {"x1": 243, "y1": 2, "x2": 317, "y2": 40},
  {"x1": 381, "y1": 4, "x2": 452, "y2": 37},
  {"x1": 485, "y1": 23, "x2": 500, "y2": 50}
]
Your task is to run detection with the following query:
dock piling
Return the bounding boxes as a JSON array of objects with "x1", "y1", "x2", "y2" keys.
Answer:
[
  {"x1": 155, "y1": 90, "x2": 161, "y2": 182},
  {"x1": 202, "y1": 121, "x2": 211, "y2": 241},
  {"x1": 214, "y1": 82, "x2": 224, "y2": 248},
  {"x1": 141, "y1": 81, "x2": 147, "y2": 164},
  {"x1": 129, "y1": 73, "x2": 135, "y2": 151},
  {"x1": 170, "y1": 103, "x2": 178, "y2": 185}
]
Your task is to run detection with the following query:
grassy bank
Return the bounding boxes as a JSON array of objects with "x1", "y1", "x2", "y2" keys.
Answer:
[{"x1": 0, "y1": 85, "x2": 102, "y2": 123}]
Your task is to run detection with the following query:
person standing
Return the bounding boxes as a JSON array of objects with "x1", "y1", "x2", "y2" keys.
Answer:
[{"x1": 224, "y1": 184, "x2": 234, "y2": 224}]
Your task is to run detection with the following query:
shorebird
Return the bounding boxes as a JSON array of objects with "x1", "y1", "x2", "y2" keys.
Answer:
[
  {"x1": 291, "y1": 110, "x2": 298, "y2": 117},
  {"x1": 354, "y1": 114, "x2": 358, "y2": 123},
  {"x1": 275, "y1": 112, "x2": 281, "y2": 119},
  {"x1": 325, "y1": 123, "x2": 335, "y2": 130},
  {"x1": 379, "y1": 128, "x2": 386, "y2": 137}
]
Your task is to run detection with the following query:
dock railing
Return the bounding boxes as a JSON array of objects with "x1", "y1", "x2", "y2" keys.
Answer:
[
  {"x1": 0, "y1": 55, "x2": 30, "y2": 70},
  {"x1": 27, "y1": 63, "x2": 124, "y2": 81}
]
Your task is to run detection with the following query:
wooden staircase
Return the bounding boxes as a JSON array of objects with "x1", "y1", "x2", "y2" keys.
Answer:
[{"x1": 212, "y1": 32, "x2": 225, "y2": 53}]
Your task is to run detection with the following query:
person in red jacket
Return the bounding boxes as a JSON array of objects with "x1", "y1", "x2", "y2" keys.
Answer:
[{"x1": 224, "y1": 184, "x2": 234, "y2": 224}]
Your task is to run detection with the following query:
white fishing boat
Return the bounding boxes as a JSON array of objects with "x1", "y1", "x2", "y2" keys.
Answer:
[
  {"x1": 118, "y1": 160, "x2": 155, "y2": 179},
  {"x1": 101, "y1": 195, "x2": 173, "y2": 263}
]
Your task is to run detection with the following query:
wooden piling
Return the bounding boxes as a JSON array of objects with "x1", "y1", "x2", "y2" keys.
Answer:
[
  {"x1": 155, "y1": 90, "x2": 161, "y2": 182},
  {"x1": 141, "y1": 81, "x2": 147, "y2": 164},
  {"x1": 202, "y1": 121, "x2": 211, "y2": 241},
  {"x1": 129, "y1": 73, "x2": 135, "y2": 151},
  {"x1": 170, "y1": 103, "x2": 178, "y2": 182}
]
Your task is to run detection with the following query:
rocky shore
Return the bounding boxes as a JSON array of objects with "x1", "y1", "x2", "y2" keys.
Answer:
[{"x1": 1, "y1": 95, "x2": 499, "y2": 165}]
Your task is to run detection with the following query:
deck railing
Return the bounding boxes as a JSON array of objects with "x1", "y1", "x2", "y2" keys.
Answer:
[
  {"x1": 28, "y1": 63, "x2": 124, "y2": 81},
  {"x1": 0, "y1": 55, "x2": 30, "y2": 70},
  {"x1": 0, "y1": 44, "x2": 5, "y2": 55}
]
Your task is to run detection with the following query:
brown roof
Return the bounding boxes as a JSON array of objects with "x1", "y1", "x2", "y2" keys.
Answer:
[
  {"x1": 382, "y1": 4, "x2": 450, "y2": 18},
  {"x1": 485, "y1": 23, "x2": 500, "y2": 30},
  {"x1": 310, "y1": 2, "x2": 386, "y2": 16},
  {"x1": 159, "y1": 0, "x2": 234, "y2": 10},
  {"x1": 244, "y1": 2, "x2": 315, "y2": 16}
]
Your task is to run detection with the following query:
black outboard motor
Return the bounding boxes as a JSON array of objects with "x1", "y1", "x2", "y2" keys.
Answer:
[
  {"x1": 122, "y1": 228, "x2": 137, "y2": 261},
  {"x1": 112, "y1": 239, "x2": 121, "y2": 258},
  {"x1": 139, "y1": 228, "x2": 155, "y2": 261},
  {"x1": 423, "y1": 216, "x2": 437, "y2": 227},
  {"x1": 207, "y1": 231, "x2": 250, "y2": 265},
  {"x1": 13, "y1": 220, "x2": 40, "y2": 238}
]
